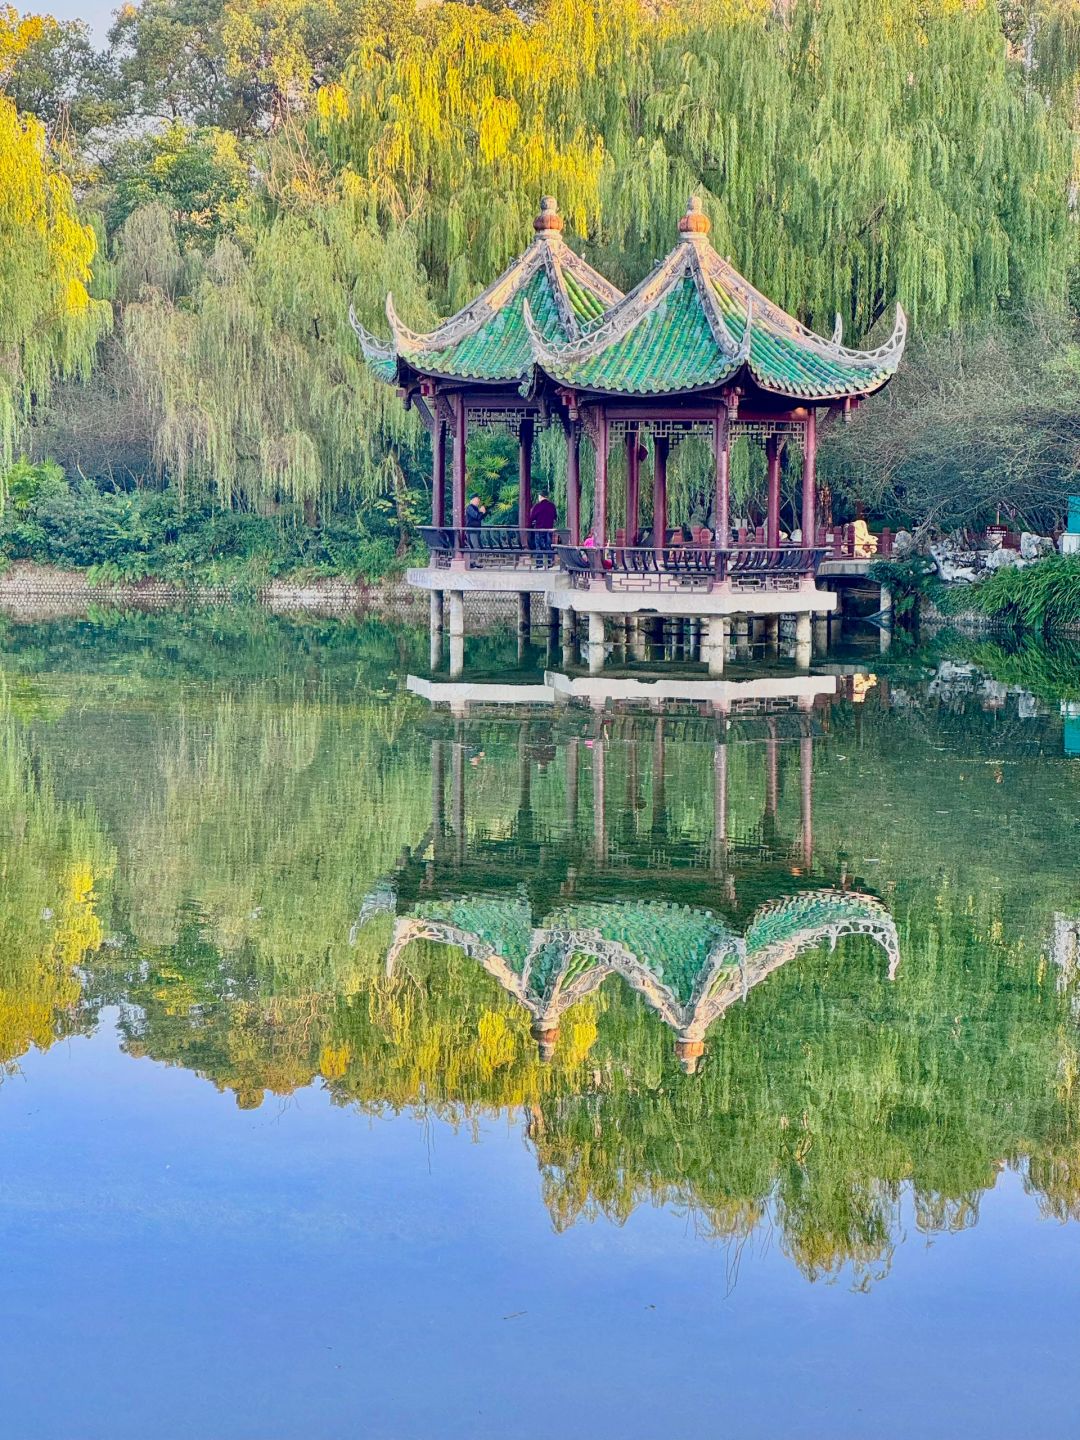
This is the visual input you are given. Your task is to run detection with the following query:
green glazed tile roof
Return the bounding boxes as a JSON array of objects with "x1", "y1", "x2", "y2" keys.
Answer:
[
  {"x1": 525, "y1": 213, "x2": 906, "y2": 401},
  {"x1": 533, "y1": 277, "x2": 742, "y2": 396},
  {"x1": 352, "y1": 217, "x2": 622, "y2": 386}
]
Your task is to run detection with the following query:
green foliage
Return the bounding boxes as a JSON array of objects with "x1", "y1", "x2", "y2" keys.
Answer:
[
  {"x1": 105, "y1": 122, "x2": 252, "y2": 245},
  {"x1": 940, "y1": 553, "x2": 1080, "y2": 632},
  {"x1": 0, "y1": 468, "x2": 412, "y2": 584},
  {"x1": 868, "y1": 554, "x2": 937, "y2": 621},
  {"x1": 826, "y1": 312, "x2": 1080, "y2": 532}
]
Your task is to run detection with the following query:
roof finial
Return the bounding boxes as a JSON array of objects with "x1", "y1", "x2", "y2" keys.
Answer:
[
  {"x1": 679, "y1": 195, "x2": 711, "y2": 239},
  {"x1": 534, "y1": 196, "x2": 564, "y2": 235}
]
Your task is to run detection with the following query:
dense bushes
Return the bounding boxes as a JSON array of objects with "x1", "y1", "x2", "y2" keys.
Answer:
[
  {"x1": 935, "y1": 554, "x2": 1080, "y2": 633},
  {"x1": 0, "y1": 462, "x2": 416, "y2": 591}
]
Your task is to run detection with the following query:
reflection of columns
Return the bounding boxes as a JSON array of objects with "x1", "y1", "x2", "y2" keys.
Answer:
[
  {"x1": 651, "y1": 718, "x2": 666, "y2": 836},
  {"x1": 705, "y1": 615, "x2": 725, "y2": 675},
  {"x1": 517, "y1": 727, "x2": 533, "y2": 843},
  {"x1": 518, "y1": 416, "x2": 534, "y2": 544},
  {"x1": 593, "y1": 409, "x2": 609, "y2": 544},
  {"x1": 587, "y1": 611, "x2": 605, "y2": 674},
  {"x1": 765, "y1": 719, "x2": 779, "y2": 823},
  {"x1": 566, "y1": 736, "x2": 580, "y2": 834},
  {"x1": 800, "y1": 730, "x2": 814, "y2": 869},
  {"x1": 765, "y1": 434, "x2": 781, "y2": 549},
  {"x1": 802, "y1": 408, "x2": 817, "y2": 544},
  {"x1": 429, "y1": 590, "x2": 443, "y2": 670},
  {"x1": 432, "y1": 739, "x2": 445, "y2": 854},
  {"x1": 592, "y1": 738, "x2": 606, "y2": 863},
  {"x1": 432, "y1": 419, "x2": 447, "y2": 526},
  {"x1": 714, "y1": 407, "x2": 730, "y2": 547},
  {"x1": 653, "y1": 435, "x2": 669, "y2": 556},
  {"x1": 451, "y1": 732, "x2": 465, "y2": 867},
  {"x1": 452, "y1": 395, "x2": 467, "y2": 533},
  {"x1": 566, "y1": 423, "x2": 581, "y2": 545},
  {"x1": 795, "y1": 611, "x2": 811, "y2": 669},
  {"x1": 448, "y1": 590, "x2": 464, "y2": 679},
  {"x1": 712, "y1": 742, "x2": 728, "y2": 871},
  {"x1": 626, "y1": 430, "x2": 641, "y2": 543}
]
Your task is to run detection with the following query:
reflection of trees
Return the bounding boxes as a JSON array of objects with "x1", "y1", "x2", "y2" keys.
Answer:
[
  {"x1": 0, "y1": 687, "x2": 113, "y2": 1071},
  {"x1": 1, "y1": 614, "x2": 1078, "y2": 1282}
]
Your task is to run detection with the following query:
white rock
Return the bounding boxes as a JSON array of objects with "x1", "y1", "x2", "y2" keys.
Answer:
[
  {"x1": 984, "y1": 547, "x2": 1022, "y2": 571},
  {"x1": 1020, "y1": 532, "x2": 1054, "y2": 561},
  {"x1": 892, "y1": 529, "x2": 914, "y2": 557}
]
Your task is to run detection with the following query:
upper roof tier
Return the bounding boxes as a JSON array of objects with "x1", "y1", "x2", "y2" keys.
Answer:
[
  {"x1": 350, "y1": 198, "x2": 623, "y2": 386},
  {"x1": 524, "y1": 197, "x2": 907, "y2": 401}
]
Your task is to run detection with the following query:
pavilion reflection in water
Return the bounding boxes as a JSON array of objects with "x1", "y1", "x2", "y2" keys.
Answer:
[{"x1": 361, "y1": 690, "x2": 899, "y2": 1072}]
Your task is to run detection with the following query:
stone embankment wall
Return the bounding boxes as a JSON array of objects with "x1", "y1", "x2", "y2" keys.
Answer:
[{"x1": 0, "y1": 562, "x2": 527, "y2": 623}]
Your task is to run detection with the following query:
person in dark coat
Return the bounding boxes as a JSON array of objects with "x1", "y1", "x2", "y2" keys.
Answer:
[
  {"x1": 529, "y1": 492, "x2": 558, "y2": 552},
  {"x1": 465, "y1": 495, "x2": 486, "y2": 528}
]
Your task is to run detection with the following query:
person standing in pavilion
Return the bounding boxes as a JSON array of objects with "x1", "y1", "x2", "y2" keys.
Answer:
[{"x1": 528, "y1": 490, "x2": 558, "y2": 554}]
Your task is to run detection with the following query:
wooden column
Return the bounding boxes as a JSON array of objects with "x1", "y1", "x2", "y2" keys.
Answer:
[
  {"x1": 566, "y1": 423, "x2": 581, "y2": 545},
  {"x1": 432, "y1": 419, "x2": 447, "y2": 527},
  {"x1": 518, "y1": 416, "x2": 534, "y2": 544},
  {"x1": 765, "y1": 433, "x2": 782, "y2": 549},
  {"x1": 452, "y1": 394, "x2": 467, "y2": 535},
  {"x1": 626, "y1": 429, "x2": 641, "y2": 544},
  {"x1": 802, "y1": 408, "x2": 817, "y2": 545},
  {"x1": 652, "y1": 434, "x2": 669, "y2": 558},
  {"x1": 593, "y1": 409, "x2": 609, "y2": 545},
  {"x1": 714, "y1": 408, "x2": 730, "y2": 548}
]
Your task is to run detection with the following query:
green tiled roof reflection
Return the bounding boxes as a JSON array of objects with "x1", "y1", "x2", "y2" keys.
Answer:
[
  {"x1": 413, "y1": 266, "x2": 608, "y2": 382},
  {"x1": 551, "y1": 900, "x2": 737, "y2": 1005},
  {"x1": 414, "y1": 898, "x2": 532, "y2": 972},
  {"x1": 548, "y1": 278, "x2": 741, "y2": 396},
  {"x1": 744, "y1": 892, "x2": 884, "y2": 953},
  {"x1": 711, "y1": 281, "x2": 891, "y2": 398}
]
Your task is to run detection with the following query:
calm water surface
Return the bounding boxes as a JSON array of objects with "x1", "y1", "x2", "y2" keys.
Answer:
[{"x1": 1, "y1": 611, "x2": 1079, "y2": 1438}]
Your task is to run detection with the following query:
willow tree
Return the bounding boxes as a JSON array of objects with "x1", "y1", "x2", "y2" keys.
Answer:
[
  {"x1": 318, "y1": 0, "x2": 1074, "y2": 332},
  {"x1": 0, "y1": 92, "x2": 110, "y2": 483},
  {"x1": 121, "y1": 186, "x2": 433, "y2": 511}
]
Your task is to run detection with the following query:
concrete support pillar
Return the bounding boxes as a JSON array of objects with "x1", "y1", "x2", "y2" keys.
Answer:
[
  {"x1": 763, "y1": 615, "x2": 780, "y2": 648},
  {"x1": 795, "y1": 611, "x2": 812, "y2": 669},
  {"x1": 711, "y1": 741, "x2": 728, "y2": 871},
  {"x1": 517, "y1": 591, "x2": 532, "y2": 635},
  {"x1": 813, "y1": 613, "x2": 829, "y2": 654},
  {"x1": 630, "y1": 618, "x2": 647, "y2": 663}
]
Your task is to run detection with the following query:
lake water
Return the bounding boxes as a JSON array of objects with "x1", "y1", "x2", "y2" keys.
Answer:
[{"x1": 1, "y1": 610, "x2": 1079, "y2": 1439}]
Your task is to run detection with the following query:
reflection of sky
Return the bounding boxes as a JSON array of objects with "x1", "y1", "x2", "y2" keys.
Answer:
[{"x1": 5, "y1": 1012, "x2": 1080, "y2": 1439}]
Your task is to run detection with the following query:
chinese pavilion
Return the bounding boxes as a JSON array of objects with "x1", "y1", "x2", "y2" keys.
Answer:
[{"x1": 353, "y1": 196, "x2": 907, "y2": 671}]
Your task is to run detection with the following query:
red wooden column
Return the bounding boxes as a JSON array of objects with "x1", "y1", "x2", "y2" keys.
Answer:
[
  {"x1": 451, "y1": 394, "x2": 467, "y2": 537},
  {"x1": 765, "y1": 433, "x2": 782, "y2": 549},
  {"x1": 432, "y1": 418, "x2": 447, "y2": 527},
  {"x1": 652, "y1": 434, "x2": 669, "y2": 558},
  {"x1": 714, "y1": 408, "x2": 730, "y2": 548},
  {"x1": 801, "y1": 408, "x2": 817, "y2": 545},
  {"x1": 566, "y1": 423, "x2": 581, "y2": 545},
  {"x1": 593, "y1": 408, "x2": 609, "y2": 544},
  {"x1": 625, "y1": 428, "x2": 641, "y2": 544},
  {"x1": 518, "y1": 416, "x2": 534, "y2": 544}
]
